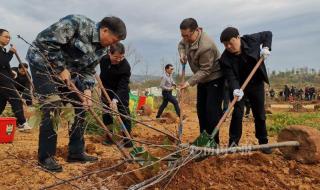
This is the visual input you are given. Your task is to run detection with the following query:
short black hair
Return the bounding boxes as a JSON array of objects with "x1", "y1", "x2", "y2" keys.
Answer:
[
  {"x1": 220, "y1": 27, "x2": 240, "y2": 42},
  {"x1": 165, "y1": 64, "x2": 173, "y2": 70},
  {"x1": 100, "y1": 16, "x2": 127, "y2": 40},
  {"x1": 180, "y1": 18, "x2": 198, "y2": 31},
  {"x1": 0, "y1": 29, "x2": 8, "y2": 36},
  {"x1": 18, "y1": 63, "x2": 28, "y2": 69},
  {"x1": 109, "y1": 42, "x2": 125, "y2": 54}
]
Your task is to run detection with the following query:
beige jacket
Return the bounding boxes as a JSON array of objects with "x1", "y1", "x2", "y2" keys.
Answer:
[{"x1": 178, "y1": 29, "x2": 223, "y2": 86}]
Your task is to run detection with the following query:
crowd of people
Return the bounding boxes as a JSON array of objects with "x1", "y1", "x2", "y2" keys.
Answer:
[{"x1": 268, "y1": 85, "x2": 319, "y2": 101}]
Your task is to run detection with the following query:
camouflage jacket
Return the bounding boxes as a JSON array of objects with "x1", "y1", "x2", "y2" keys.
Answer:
[{"x1": 26, "y1": 14, "x2": 108, "y2": 90}]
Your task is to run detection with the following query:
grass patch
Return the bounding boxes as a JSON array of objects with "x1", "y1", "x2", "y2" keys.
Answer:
[{"x1": 267, "y1": 111, "x2": 320, "y2": 135}]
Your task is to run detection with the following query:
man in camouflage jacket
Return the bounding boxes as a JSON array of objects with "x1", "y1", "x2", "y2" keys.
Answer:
[{"x1": 26, "y1": 14, "x2": 127, "y2": 172}]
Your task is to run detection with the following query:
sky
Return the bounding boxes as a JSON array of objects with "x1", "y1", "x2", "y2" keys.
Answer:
[{"x1": 1, "y1": 0, "x2": 320, "y2": 76}]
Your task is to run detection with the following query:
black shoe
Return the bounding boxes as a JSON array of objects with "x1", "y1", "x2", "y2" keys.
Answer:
[
  {"x1": 228, "y1": 141, "x2": 239, "y2": 148},
  {"x1": 38, "y1": 157, "x2": 63, "y2": 172},
  {"x1": 123, "y1": 138, "x2": 134, "y2": 148},
  {"x1": 260, "y1": 147, "x2": 273, "y2": 154},
  {"x1": 67, "y1": 153, "x2": 98, "y2": 163}
]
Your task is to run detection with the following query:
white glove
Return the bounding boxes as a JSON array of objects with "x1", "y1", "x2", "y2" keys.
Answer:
[
  {"x1": 260, "y1": 47, "x2": 271, "y2": 60},
  {"x1": 233, "y1": 89, "x2": 244, "y2": 101}
]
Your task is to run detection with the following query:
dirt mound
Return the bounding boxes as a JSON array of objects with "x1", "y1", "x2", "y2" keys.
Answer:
[
  {"x1": 314, "y1": 104, "x2": 320, "y2": 111},
  {"x1": 278, "y1": 125, "x2": 320, "y2": 164},
  {"x1": 166, "y1": 153, "x2": 320, "y2": 189},
  {"x1": 290, "y1": 102, "x2": 307, "y2": 112},
  {"x1": 140, "y1": 104, "x2": 153, "y2": 116},
  {"x1": 160, "y1": 112, "x2": 177, "y2": 124}
]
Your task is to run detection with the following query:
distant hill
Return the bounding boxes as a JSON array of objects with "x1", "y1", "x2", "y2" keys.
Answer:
[{"x1": 130, "y1": 74, "x2": 161, "y2": 83}]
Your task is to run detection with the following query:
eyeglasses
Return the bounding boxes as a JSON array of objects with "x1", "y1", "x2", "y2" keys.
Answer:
[{"x1": 181, "y1": 30, "x2": 196, "y2": 40}]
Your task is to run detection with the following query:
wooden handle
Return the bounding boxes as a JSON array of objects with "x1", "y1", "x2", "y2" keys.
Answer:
[{"x1": 212, "y1": 57, "x2": 265, "y2": 136}]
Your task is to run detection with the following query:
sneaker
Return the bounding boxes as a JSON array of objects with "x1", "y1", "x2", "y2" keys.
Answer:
[
  {"x1": 18, "y1": 122, "x2": 32, "y2": 132},
  {"x1": 38, "y1": 157, "x2": 63, "y2": 172},
  {"x1": 67, "y1": 153, "x2": 98, "y2": 163}
]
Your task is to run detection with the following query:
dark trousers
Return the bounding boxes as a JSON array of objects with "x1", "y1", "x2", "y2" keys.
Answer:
[
  {"x1": 102, "y1": 100, "x2": 132, "y2": 134},
  {"x1": 30, "y1": 65, "x2": 86, "y2": 161},
  {"x1": 16, "y1": 86, "x2": 33, "y2": 106},
  {"x1": 244, "y1": 98, "x2": 251, "y2": 116},
  {"x1": 156, "y1": 90, "x2": 180, "y2": 117},
  {"x1": 197, "y1": 77, "x2": 224, "y2": 144},
  {"x1": 229, "y1": 82, "x2": 268, "y2": 146},
  {"x1": 0, "y1": 84, "x2": 26, "y2": 125},
  {"x1": 222, "y1": 82, "x2": 230, "y2": 112}
]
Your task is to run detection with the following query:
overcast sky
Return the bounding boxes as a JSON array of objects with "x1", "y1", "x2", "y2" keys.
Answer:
[{"x1": 1, "y1": 0, "x2": 319, "y2": 76}]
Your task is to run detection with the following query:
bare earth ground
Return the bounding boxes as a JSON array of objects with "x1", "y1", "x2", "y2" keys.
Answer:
[{"x1": 0, "y1": 105, "x2": 320, "y2": 190}]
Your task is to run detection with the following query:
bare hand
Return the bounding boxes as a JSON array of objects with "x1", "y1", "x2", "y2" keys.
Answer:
[
  {"x1": 110, "y1": 99, "x2": 118, "y2": 111},
  {"x1": 11, "y1": 71, "x2": 17, "y2": 79},
  {"x1": 83, "y1": 89, "x2": 93, "y2": 108},
  {"x1": 59, "y1": 69, "x2": 71, "y2": 85},
  {"x1": 9, "y1": 45, "x2": 17, "y2": 54},
  {"x1": 179, "y1": 82, "x2": 190, "y2": 90},
  {"x1": 179, "y1": 54, "x2": 187, "y2": 64}
]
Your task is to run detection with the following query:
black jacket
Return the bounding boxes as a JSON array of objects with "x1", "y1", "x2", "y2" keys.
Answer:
[
  {"x1": 12, "y1": 67, "x2": 31, "y2": 91},
  {"x1": 220, "y1": 31, "x2": 272, "y2": 91},
  {"x1": 0, "y1": 48, "x2": 15, "y2": 87},
  {"x1": 99, "y1": 55, "x2": 131, "y2": 104}
]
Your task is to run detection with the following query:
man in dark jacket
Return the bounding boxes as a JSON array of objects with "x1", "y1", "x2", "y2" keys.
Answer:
[
  {"x1": 11, "y1": 63, "x2": 32, "y2": 106},
  {"x1": 219, "y1": 27, "x2": 272, "y2": 154},
  {"x1": 99, "y1": 42, "x2": 132, "y2": 147},
  {"x1": 0, "y1": 29, "x2": 31, "y2": 132}
]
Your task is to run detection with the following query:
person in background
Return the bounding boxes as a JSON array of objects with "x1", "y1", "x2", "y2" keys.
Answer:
[
  {"x1": 0, "y1": 28, "x2": 31, "y2": 132},
  {"x1": 11, "y1": 63, "x2": 33, "y2": 106},
  {"x1": 156, "y1": 64, "x2": 180, "y2": 119}
]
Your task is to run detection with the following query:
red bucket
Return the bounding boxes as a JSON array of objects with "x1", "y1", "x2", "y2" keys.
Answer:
[
  {"x1": 136, "y1": 96, "x2": 147, "y2": 110},
  {"x1": 0, "y1": 117, "x2": 16, "y2": 143}
]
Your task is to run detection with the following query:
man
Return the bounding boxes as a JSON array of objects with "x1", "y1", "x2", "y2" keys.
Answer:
[
  {"x1": 0, "y1": 29, "x2": 31, "y2": 132},
  {"x1": 219, "y1": 27, "x2": 272, "y2": 154},
  {"x1": 178, "y1": 18, "x2": 224, "y2": 144},
  {"x1": 12, "y1": 63, "x2": 33, "y2": 106},
  {"x1": 156, "y1": 64, "x2": 180, "y2": 118},
  {"x1": 99, "y1": 42, "x2": 132, "y2": 147},
  {"x1": 269, "y1": 88, "x2": 275, "y2": 100},
  {"x1": 284, "y1": 85, "x2": 290, "y2": 101},
  {"x1": 26, "y1": 15, "x2": 127, "y2": 172}
]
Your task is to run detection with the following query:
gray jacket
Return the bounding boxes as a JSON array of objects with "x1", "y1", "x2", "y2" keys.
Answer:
[
  {"x1": 178, "y1": 29, "x2": 223, "y2": 86},
  {"x1": 160, "y1": 73, "x2": 176, "y2": 91}
]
